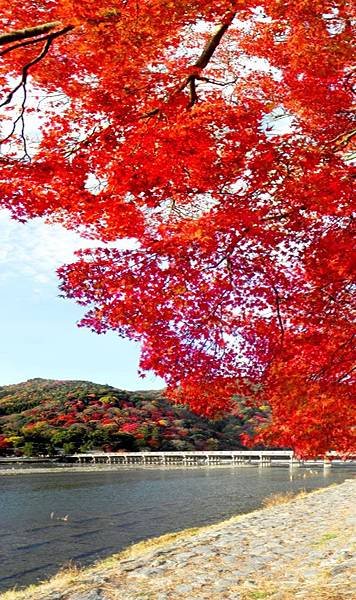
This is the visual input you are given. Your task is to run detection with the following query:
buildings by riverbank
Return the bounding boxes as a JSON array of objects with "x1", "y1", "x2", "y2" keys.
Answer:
[{"x1": 2, "y1": 478, "x2": 354, "y2": 600}]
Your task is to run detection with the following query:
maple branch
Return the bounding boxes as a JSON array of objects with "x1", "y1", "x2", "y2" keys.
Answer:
[
  {"x1": 0, "y1": 21, "x2": 62, "y2": 46},
  {"x1": 3, "y1": 73, "x2": 30, "y2": 159},
  {"x1": 0, "y1": 25, "x2": 74, "y2": 157},
  {"x1": 143, "y1": 12, "x2": 236, "y2": 116},
  {"x1": 204, "y1": 235, "x2": 240, "y2": 271},
  {"x1": 330, "y1": 128, "x2": 356, "y2": 149},
  {"x1": 1, "y1": 33, "x2": 62, "y2": 109},
  {"x1": 0, "y1": 23, "x2": 75, "y2": 59},
  {"x1": 308, "y1": 334, "x2": 355, "y2": 382},
  {"x1": 337, "y1": 365, "x2": 356, "y2": 383},
  {"x1": 343, "y1": 66, "x2": 355, "y2": 91},
  {"x1": 0, "y1": 30, "x2": 68, "y2": 58},
  {"x1": 187, "y1": 77, "x2": 198, "y2": 108},
  {"x1": 195, "y1": 75, "x2": 237, "y2": 87},
  {"x1": 185, "y1": 12, "x2": 236, "y2": 107},
  {"x1": 0, "y1": 23, "x2": 74, "y2": 109},
  {"x1": 271, "y1": 284, "x2": 285, "y2": 341},
  {"x1": 193, "y1": 13, "x2": 236, "y2": 70}
]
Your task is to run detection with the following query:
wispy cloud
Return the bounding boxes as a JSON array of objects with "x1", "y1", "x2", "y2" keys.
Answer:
[{"x1": 0, "y1": 211, "x2": 99, "y2": 287}]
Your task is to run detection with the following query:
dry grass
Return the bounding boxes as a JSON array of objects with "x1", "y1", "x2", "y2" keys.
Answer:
[
  {"x1": 239, "y1": 581, "x2": 351, "y2": 600},
  {"x1": 261, "y1": 489, "x2": 307, "y2": 508},
  {"x1": 0, "y1": 563, "x2": 83, "y2": 600}
]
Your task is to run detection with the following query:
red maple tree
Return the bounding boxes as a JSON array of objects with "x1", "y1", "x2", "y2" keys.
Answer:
[{"x1": 0, "y1": 1, "x2": 354, "y2": 456}]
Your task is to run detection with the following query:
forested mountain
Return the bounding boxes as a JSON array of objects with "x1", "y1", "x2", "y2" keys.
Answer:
[{"x1": 0, "y1": 378, "x2": 269, "y2": 456}]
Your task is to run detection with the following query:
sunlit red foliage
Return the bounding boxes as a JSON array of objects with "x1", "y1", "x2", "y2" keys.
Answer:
[
  {"x1": 0, "y1": 435, "x2": 11, "y2": 451},
  {"x1": 0, "y1": 1, "x2": 354, "y2": 456},
  {"x1": 120, "y1": 422, "x2": 140, "y2": 434}
]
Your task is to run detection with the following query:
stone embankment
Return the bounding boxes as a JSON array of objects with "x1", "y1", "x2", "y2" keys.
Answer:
[{"x1": 2, "y1": 479, "x2": 355, "y2": 600}]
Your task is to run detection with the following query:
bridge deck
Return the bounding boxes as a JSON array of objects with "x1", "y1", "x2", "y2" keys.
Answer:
[{"x1": 70, "y1": 450, "x2": 295, "y2": 466}]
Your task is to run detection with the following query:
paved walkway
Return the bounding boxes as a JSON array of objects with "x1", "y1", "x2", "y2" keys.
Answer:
[{"x1": 3, "y1": 479, "x2": 355, "y2": 600}]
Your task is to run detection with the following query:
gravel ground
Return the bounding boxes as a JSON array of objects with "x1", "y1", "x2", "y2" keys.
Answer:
[{"x1": 2, "y1": 478, "x2": 355, "y2": 600}]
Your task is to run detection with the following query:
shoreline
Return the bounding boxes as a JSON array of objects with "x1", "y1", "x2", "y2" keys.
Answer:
[
  {"x1": 0, "y1": 463, "x2": 277, "y2": 475},
  {"x1": 2, "y1": 478, "x2": 354, "y2": 600},
  {"x1": 1, "y1": 460, "x2": 355, "y2": 476}
]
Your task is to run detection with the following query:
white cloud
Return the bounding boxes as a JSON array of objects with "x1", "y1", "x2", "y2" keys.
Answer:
[{"x1": 0, "y1": 210, "x2": 106, "y2": 287}]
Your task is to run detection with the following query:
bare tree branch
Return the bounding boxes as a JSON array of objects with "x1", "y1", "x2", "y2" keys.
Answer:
[
  {"x1": 0, "y1": 26, "x2": 74, "y2": 109},
  {"x1": 0, "y1": 25, "x2": 74, "y2": 158}
]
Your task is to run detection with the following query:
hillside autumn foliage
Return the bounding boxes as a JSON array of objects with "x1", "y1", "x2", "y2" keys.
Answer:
[
  {"x1": 0, "y1": 378, "x2": 266, "y2": 455},
  {"x1": 0, "y1": 1, "x2": 354, "y2": 457}
]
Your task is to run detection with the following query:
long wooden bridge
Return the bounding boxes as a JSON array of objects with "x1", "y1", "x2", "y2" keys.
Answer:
[
  {"x1": 0, "y1": 450, "x2": 353, "y2": 467},
  {"x1": 70, "y1": 450, "x2": 295, "y2": 466}
]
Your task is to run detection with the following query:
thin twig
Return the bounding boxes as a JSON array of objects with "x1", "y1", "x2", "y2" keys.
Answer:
[
  {"x1": 271, "y1": 284, "x2": 285, "y2": 341},
  {"x1": 0, "y1": 25, "x2": 74, "y2": 109},
  {"x1": 337, "y1": 366, "x2": 356, "y2": 383},
  {"x1": 0, "y1": 25, "x2": 74, "y2": 156}
]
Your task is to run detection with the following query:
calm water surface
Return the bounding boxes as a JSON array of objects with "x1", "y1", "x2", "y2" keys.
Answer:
[{"x1": 0, "y1": 465, "x2": 354, "y2": 591}]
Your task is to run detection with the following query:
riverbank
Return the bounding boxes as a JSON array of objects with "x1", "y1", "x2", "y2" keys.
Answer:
[
  {"x1": 0, "y1": 463, "x2": 280, "y2": 475},
  {"x1": 2, "y1": 478, "x2": 354, "y2": 600},
  {"x1": 1, "y1": 461, "x2": 355, "y2": 476}
]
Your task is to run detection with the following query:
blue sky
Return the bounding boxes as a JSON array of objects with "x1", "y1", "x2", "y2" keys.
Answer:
[{"x1": 0, "y1": 211, "x2": 164, "y2": 390}]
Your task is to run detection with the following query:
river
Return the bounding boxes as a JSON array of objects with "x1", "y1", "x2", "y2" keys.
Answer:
[{"x1": 0, "y1": 465, "x2": 354, "y2": 592}]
